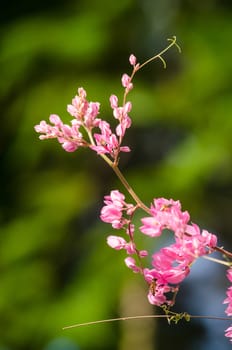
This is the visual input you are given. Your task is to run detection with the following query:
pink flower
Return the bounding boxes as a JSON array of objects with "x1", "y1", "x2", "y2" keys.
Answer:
[
  {"x1": 147, "y1": 283, "x2": 171, "y2": 306},
  {"x1": 84, "y1": 102, "x2": 100, "y2": 129},
  {"x1": 227, "y1": 268, "x2": 232, "y2": 283},
  {"x1": 67, "y1": 88, "x2": 100, "y2": 130},
  {"x1": 34, "y1": 120, "x2": 52, "y2": 139},
  {"x1": 107, "y1": 235, "x2": 127, "y2": 250},
  {"x1": 90, "y1": 120, "x2": 130, "y2": 156},
  {"x1": 67, "y1": 87, "x2": 88, "y2": 119},
  {"x1": 107, "y1": 235, "x2": 137, "y2": 255},
  {"x1": 121, "y1": 74, "x2": 133, "y2": 92},
  {"x1": 104, "y1": 190, "x2": 126, "y2": 207},
  {"x1": 225, "y1": 326, "x2": 232, "y2": 342},
  {"x1": 224, "y1": 287, "x2": 232, "y2": 316},
  {"x1": 101, "y1": 204, "x2": 123, "y2": 228},
  {"x1": 90, "y1": 121, "x2": 115, "y2": 154},
  {"x1": 150, "y1": 247, "x2": 190, "y2": 285},
  {"x1": 109, "y1": 94, "x2": 132, "y2": 138},
  {"x1": 109, "y1": 95, "x2": 118, "y2": 109},
  {"x1": 35, "y1": 87, "x2": 102, "y2": 152},
  {"x1": 224, "y1": 268, "x2": 232, "y2": 317},
  {"x1": 112, "y1": 102, "x2": 132, "y2": 120},
  {"x1": 140, "y1": 216, "x2": 163, "y2": 237},
  {"x1": 201, "y1": 229, "x2": 217, "y2": 248},
  {"x1": 140, "y1": 198, "x2": 190, "y2": 238},
  {"x1": 61, "y1": 141, "x2": 79, "y2": 152},
  {"x1": 34, "y1": 114, "x2": 84, "y2": 152},
  {"x1": 184, "y1": 223, "x2": 217, "y2": 257},
  {"x1": 124, "y1": 257, "x2": 141, "y2": 273},
  {"x1": 129, "y1": 54, "x2": 140, "y2": 71},
  {"x1": 139, "y1": 250, "x2": 148, "y2": 258},
  {"x1": 35, "y1": 85, "x2": 132, "y2": 160},
  {"x1": 223, "y1": 268, "x2": 232, "y2": 343},
  {"x1": 161, "y1": 267, "x2": 190, "y2": 284},
  {"x1": 100, "y1": 190, "x2": 135, "y2": 229},
  {"x1": 144, "y1": 267, "x2": 181, "y2": 306},
  {"x1": 102, "y1": 194, "x2": 219, "y2": 310},
  {"x1": 129, "y1": 54, "x2": 137, "y2": 66}
]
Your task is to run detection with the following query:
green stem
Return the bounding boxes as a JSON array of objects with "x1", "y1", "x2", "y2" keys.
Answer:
[
  {"x1": 63, "y1": 313, "x2": 232, "y2": 329},
  {"x1": 202, "y1": 255, "x2": 231, "y2": 266},
  {"x1": 137, "y1": 36, "x2": 180, "y2": 72},
  {"x1": 99, "y1": 154, "x2": 151, "y2": 214},
  {"x1": 112, "y1": 164, "x2": 151, "y2": 214},
  {"x1": 122, "y1": 36, "x2": 180, "y2": 113}
]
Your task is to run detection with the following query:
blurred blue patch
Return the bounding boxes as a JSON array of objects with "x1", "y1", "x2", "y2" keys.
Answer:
[{"x1": 44, "y1": 337, "x2": 80, "y2": 350}]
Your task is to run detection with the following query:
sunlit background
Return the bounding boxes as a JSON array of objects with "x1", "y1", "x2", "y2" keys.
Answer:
[{"x1": 1, "y1": 0, "x2": 232, "y2": 349}]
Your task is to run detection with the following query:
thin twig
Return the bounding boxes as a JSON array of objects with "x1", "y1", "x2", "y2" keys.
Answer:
[
  {"x1": 63, "y1": 314, "x2": 232, "y2": 330},
  {"x1": 203, "y1": 255, "x2": 231, "y2": 266}
]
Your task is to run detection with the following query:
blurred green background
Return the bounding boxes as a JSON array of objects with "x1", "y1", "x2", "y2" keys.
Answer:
[{"x1": 1, "y1": 0, "x2": 232, "y2": 349}]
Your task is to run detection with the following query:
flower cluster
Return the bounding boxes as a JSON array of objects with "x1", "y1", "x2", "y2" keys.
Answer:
[
  {"x1": 100, "y1": 190, "x2": 135, "y2": 229},
  {"x1": 224, "y1": 268, "x2": 232, "y2": 342},
  {"x1": 102, "y1": 193, "x2": 217, "y2": 306},
  {"x1": 35, "y1": 85, "x2": 132, "y2": 162},
  {"x1": 35, "y1": 38, "x2": 232, "y2": 343}
]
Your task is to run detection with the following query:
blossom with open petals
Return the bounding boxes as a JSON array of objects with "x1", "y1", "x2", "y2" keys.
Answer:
[
  {"x1": 140, "y1": 198, "x2": 190, "y2": 237},
  {"x1": 100, "y1": 190, "x2": 135, "y2": 229}
]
